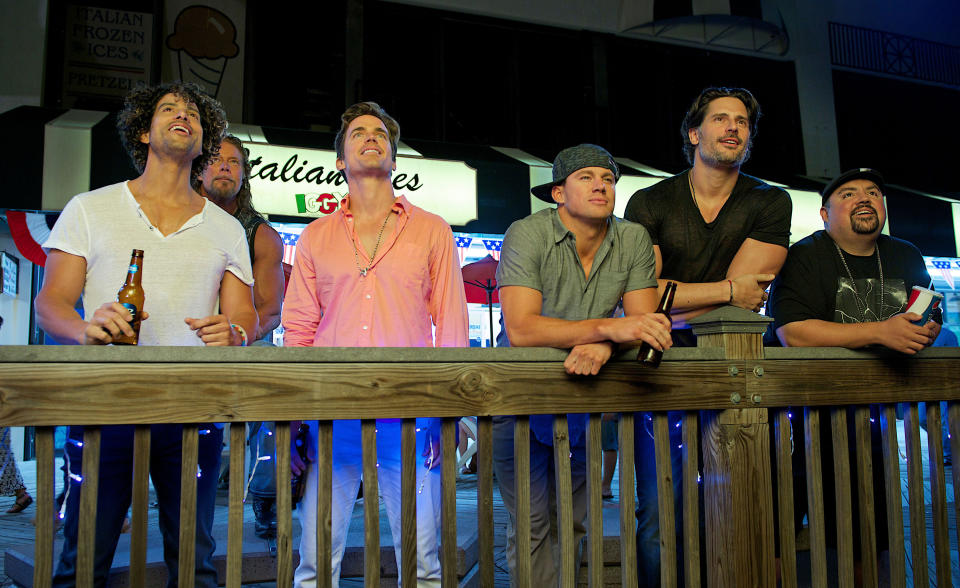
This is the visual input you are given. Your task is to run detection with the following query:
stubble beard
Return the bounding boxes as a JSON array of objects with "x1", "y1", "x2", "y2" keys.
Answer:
[{"x1": 700, "y1": 138, "x2": 750, "y2": 168}]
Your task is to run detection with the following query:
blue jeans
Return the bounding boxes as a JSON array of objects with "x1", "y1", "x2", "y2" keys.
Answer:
[
  {"x1": 247, "y1": 421, "x2": 276, "y2": 499},
  {"x1": 53, "y1": 424, "x2": 222, "y2": 587},
  {"x1": 634, "y1": 411, "x2": 684, "y2": 588}
]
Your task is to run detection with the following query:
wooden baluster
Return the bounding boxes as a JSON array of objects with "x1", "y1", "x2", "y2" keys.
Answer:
[
  {"x1": 830, "y1": 409, "x2": 854, "y2": 588},
  {"x1": 774, "y1": 410, "x2": 796, "y2": 588},
  {"x1": 514, "y1": 416, "x2": 531, "y2": 588},
  {"x1": 653, "y1": 412, "x2": 677, "y2": 588},
  {"x1": 317, "y1": 420, "x2": 334, "y2": 588},
  {"x1": 619, "y1": 413, "x2": 638, "y2": 587},
  {"x1": 585, "y1": 414, "x2": 604, "y2": 588},
  {"x1": 552, "y1": 415, "x2": 575, "y2": 588},
  {"x1": 276, "y1": 422, "x2": 293, "y2": 587},
  {"x1": 401, "y1": 419, "x2": 417, "y2": 588},
  {"x1": 33, "y1": 426, "x2": 55, "y2": 588},
  {"x1": 477, "y1": 416, "x2": 495, "y2": 588},
  {"x1": 803, "y1": 408, "x2": 827, "y2": 587},
  {"x1": 225, "y1": 423, "x2": 245, "y2": 588},
  {"x1": 852, "y1": 407, "x2": 877, "y2": 588},
  {"x1": 130, "y1": 426, "x2": 151, "y2": 588},
  {"x1": 903, "y1": 403, "x2": 929, "y2": 587},
  {"x1": 77, "y1": 427, "x2": 101, "y2": 588},
  {"x1": 880, "y1": 404, "x2": 906, "y2": 588},
  {"x1": 950, "y1": 402, "x2": 960, "y2": 577},
  {"x1": 925, "y1": 403, "x2": 950, "y2": 588},
  {"x1": 441, "y1": 417, "x2": 458, "y2": 588},
  {"x1": 681, "y1": 412, "x2": 700, "y2": 588},
  {"x1": 177, "y1": 425, "x2": 199, "y2": 588},
  {"x1": 361, "y1": 419, "x2": 380, "y2": 588}
]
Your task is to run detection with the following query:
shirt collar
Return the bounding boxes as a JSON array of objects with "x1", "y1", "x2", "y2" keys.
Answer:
[
  {"x1": 339, "y1": 193, "x2": 411, "y2": 219},
  {"x1": 549, "y1": 207, "x2": 615, "y2": 248}
]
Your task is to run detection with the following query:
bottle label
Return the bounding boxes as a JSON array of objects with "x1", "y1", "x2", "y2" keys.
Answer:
[
  {"x1": 120, "y1": 302, "x2": 138, "y2": 320},
  {"x1": 128, "y1": 264, "x2": 139, "y2": 274}
]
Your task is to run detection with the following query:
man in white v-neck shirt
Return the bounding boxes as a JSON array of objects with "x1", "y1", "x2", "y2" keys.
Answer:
[{"x1": 36, "y1": 81, "x2": 256, "y2": 587}]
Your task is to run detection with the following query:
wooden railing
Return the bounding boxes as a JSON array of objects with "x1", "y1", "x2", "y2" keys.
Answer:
[{"x1": 1, "y1": 305, "x2": 958, "y2": 587}]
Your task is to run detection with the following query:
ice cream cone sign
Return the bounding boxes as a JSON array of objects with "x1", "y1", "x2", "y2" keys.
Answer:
[{"x1": 166, "y1": 5, "x2": 239, "y2": 98}]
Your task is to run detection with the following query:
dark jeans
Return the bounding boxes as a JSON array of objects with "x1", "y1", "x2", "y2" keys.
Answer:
[
  {"x1": 247, "y1": 421, "x2": 277, "y2": 499},
  {"x1": 53, "y1": 424, "x2": 222, "y2": 588},
  {"x1": 634, "y1": 411, "x2": 685, "y2": 588}
]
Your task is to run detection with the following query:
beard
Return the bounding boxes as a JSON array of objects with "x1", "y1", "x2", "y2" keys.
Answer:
[
  {"x1": 202, "y1": 179, "x2": 239, "y2": 202},
  {"x1": 700, "y1": 136, "x2": 751, "y2": 167},
  {"x1": 850, "y1": 207, "x2": 880, "y2": 234}
]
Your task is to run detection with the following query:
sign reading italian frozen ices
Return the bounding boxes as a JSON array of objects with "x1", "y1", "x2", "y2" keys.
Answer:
[
  {"x1": 245, "y1": 142, "x2": 478, "y2": 226},
  {"x1": 62, "y1": 6, "x2": 153, "y2": 105}
]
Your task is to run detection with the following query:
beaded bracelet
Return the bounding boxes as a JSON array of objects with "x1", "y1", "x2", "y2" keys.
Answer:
[{"x1": 230, "y1": 323, "x2": 248, "y2": 347}]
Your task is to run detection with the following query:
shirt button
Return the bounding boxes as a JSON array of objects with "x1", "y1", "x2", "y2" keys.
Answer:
[{"x1": 362, "y1": 325, "x2": 368, "y2": 330}]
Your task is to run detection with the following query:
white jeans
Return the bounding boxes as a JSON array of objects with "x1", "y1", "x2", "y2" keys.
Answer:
[{"x1": 294, "y1": 419, "x2": 443, "y2": 587}]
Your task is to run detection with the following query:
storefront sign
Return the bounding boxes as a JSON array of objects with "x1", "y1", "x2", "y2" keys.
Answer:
[
  {"x1": 62, "y1": 6, "x2": 153, "y2": 105},
  {"x1": 246, "y1": 143, "x2": 478, "y2": 226}
]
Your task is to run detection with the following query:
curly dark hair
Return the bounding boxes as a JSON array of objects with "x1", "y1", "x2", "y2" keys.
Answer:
[
  {"x1": 334, "y1": 101, "x2": 400, "y2": 163},
  {"x1": 680, "y1": 87, "x2": 761, "y2": 166},
  {"x1": 116, "y1": 81, "x2": 228, "y2": 181}
]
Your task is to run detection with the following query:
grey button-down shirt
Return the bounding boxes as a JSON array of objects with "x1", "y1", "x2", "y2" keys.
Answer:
[{"x1": 495, "y1": 207, "x2": 658, "y2": 445}]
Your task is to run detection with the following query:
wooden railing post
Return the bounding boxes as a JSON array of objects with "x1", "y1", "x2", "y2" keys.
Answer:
[{"x1": 690, "y1": 306, "x2": 775, "y2": 588}]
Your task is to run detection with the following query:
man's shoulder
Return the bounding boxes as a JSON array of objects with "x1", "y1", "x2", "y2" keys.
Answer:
[
  {"x1": 878, "y1": 233, "x2": 922, "y2": 255},
  {"x1": 612, "y1": 215, "x2": 652, "y2": 242},
  {"x1": 506, "y1": 208, "x2": 556, "y2": 236},
  {"x1": 638, "y1": 171, "x2": 686, "y2": 199},
  {"x1": 70, "y1": 181, "x2": 130, "y2": 205},
  {"x1": 736, "y1": 172, "x2": 790, "y2": 199},
  {"x1": 787, "y1": 230, "x2": 828, "y2": 253},
  {"x1": 402, "y1": 198, "x2": 451, "y2": 230}
]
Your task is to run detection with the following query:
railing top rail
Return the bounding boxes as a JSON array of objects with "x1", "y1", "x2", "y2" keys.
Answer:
[{"x1": 1, "y1": 344, "x2": 956, "y2": 364}]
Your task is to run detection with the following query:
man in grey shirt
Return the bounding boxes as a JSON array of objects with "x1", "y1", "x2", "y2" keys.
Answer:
[{"x1": 494, "y1": 144, "x2": 672, "y2": 584}]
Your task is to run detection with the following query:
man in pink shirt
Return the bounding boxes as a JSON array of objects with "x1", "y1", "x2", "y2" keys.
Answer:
[{"x1": 283, "y1": 101, "x2": 469, "y2": 587}]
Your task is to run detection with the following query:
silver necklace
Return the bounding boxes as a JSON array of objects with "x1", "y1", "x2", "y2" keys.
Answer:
[
  {"x1": 833, "y1": 240, "x2": 883, "y2": 320},
  {"x1": 352, "y1": 210, "x2": 392, "y2": 277}
]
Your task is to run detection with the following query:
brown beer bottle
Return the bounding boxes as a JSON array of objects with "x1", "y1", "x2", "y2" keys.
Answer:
[
  {"x1": 637, "y1": 281, "x2": 677, "y2": 367},
  {"x1": 114, "y1": 249, "x2": 144, "y2": 345}
]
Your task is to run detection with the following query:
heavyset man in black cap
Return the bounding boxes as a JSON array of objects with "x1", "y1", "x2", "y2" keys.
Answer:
[
  {"x1": 493, "y1": 143, "x2": 672, "y2": 584},
  {"x1": 767, "y1": 167, "x2": 941, "y2": 569},
  {"x1": 769, "y1": 167, "x2": 941, "y2": 349}
]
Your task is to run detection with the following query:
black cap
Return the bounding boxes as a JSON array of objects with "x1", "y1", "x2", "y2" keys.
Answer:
[
  {"x1": 821, "y1": 168, "x2": 885, "y2": 203},
  {"x1": 531, "y1": 144, "x2": 620, "y2": 203}
]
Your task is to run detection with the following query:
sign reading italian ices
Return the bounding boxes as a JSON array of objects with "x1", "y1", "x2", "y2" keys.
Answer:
[
  {"x1": 62, "y1": 6, "x2": 153, "y2": 106},
  {"x1": 245, "y1": 143, "x2": 479, "y2": 226}
]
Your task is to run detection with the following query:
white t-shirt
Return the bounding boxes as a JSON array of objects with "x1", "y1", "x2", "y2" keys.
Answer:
[{"x1": 43, "y1": 181, "x2": 254, "y2": 346}]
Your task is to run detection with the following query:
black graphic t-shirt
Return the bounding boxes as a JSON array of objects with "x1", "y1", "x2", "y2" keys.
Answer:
[{"x1": 769, "y1": 230, "x2": 931, "y2": 331}]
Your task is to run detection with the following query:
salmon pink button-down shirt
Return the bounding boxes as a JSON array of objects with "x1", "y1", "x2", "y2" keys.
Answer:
[{"x1": 282, "y1": 194, "x2": 468, "y2": 349}]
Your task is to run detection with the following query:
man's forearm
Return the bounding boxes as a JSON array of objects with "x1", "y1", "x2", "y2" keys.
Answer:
[
  {"x1": 777, "y1": 320, "x2": 879, "y2": 349},
  {"x1": 256, "y1": 312, "x2": 281, "y2": 339},
  {"x1": 505, "y1": 314, "x2": 616, "y2": 348},
  {"x1": 35, "y1": 296, "x2": 87, "y2": 345},
  {"x1": 664, "y1": 279, "x2": 729, "y2": 313}
]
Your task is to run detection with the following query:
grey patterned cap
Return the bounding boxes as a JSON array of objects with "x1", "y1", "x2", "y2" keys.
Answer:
[{"x1": 531, "y1": 144, "x2": 620, "y2": 203}]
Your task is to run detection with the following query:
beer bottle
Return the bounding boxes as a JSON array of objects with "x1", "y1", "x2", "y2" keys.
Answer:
[
  {"x1": 115, "y1": 249, "x2": 144, "y2": 345},
  {"x1": 637, "y1": 281, "x2": 677, "y2": 367}
]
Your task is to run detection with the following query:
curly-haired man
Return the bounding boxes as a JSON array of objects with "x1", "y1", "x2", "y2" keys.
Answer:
[{"x1": 36, "y1": 81, "x2": 257, "y2": 586}]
